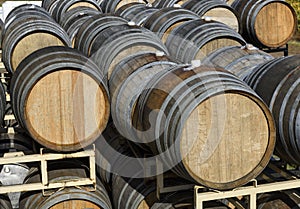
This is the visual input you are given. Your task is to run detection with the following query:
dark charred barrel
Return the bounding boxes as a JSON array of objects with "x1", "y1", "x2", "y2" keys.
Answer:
[
  {"x1": 115, "y1": 3, "x2": 159, "y2": 26},
  {"x1": 165, "y1": 19, "x2": 246, "y2": 63},
  {"x1": 10, "y1": 46, "x2": 110, "y2": 152},
  {"x1": 90, "y1": 24, "x2": 169, "y2": 79},
  {"x1": 95, "y1": 122, "x2": 147, "y2": 184},
  {"x1": 42, "y1": 0, "x2": 61, "y2": 14},
  {"x1": 5, "y1": 4, "x2": 51, "y2": 28},
  {"x1": 75, "y1": 14, "x2": 128, "y2": 56},
  {"x1": 2, "y1": 14, "x2": 71, "y2": 73},
  {"x1": 182, "y1": 0, "x2": 240, "y2": 31},
  {"x1": 231, "y1": 0, "x2": 297, "y2": 48},
  {"x1": 19, "y1": 161, "x2": 112, "y2": 209},
  {"x1": 244, "y1": 55, "x2": 300, "y2": 165},
  {"x1": 143, "y1": 7, "x2": 199, "y2": 43},
  {"x1": 151, "y1": 0, "x2": 188, "y2": 8},
  {"x1": 109, "y1": 53, "x2": 177, "y2": 144},
  {"x1": 51, "y1": 0, "x2": 102, "y2": 23},
  {"x1": 202, "y1": 45, "x2": 274, "y2": 79},
  {"x1": 257, "y1": 192, "x2": 300, "y2": 209},
  {"x1": 0, "y1": 81, "x2": 6, "y2": 127},
  {"x1": 0, "y1": 194, "x2": 12, "y2": 209},
  {"x1": 135, "y1": 65, "x2": 275, "y2": 190},
  {"x1": 101, "y1": 0, "x2": 146, "y2": 13},
  {"x1": 0, "y1": 19, "x2": 3, "y2": 48},
  {"x1": 60, "y1": 6, "x2": 101, "y2": 45}
]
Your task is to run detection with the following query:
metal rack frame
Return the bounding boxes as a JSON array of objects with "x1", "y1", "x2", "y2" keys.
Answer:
[
  {"x1": 261, "y1": 44, "x2": 289, "y2": 56},
  {"x1": 194, "y1": 178, "x2": 300, "y2": 209},
  {"x1": 0, "y1": 147, "x2": 96, "y2": 195}
]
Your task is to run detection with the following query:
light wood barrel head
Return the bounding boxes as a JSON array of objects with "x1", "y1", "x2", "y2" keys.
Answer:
[
  {"x1": 195, "y1": 39, "x2": 241, "y2": 60},
  {"x1": 137, "y1": 200, "x2": 151, "y2": 209},
  {"x1": 255, "y1": 2, "x2": 296, "y2": 47},
  {"x1": 203, "y1": 8, "x2": 239, "y2": 32},
  {"x1": 11, "y1": 33, "x2": 65, "y2": 72},
  {"x1": 180, "y1": 93, "x2": 274, "y2": 188},
  {"x1": 25, "y1": 70, "x2": 109, "y2": 151},
  {"x1": 67, "y1": 2, "x2": 99, "y2": 11},
  {"x1": 50, "y1": 200, "x2": 102, "y2": 209},
  {"x1": 115, "y1": 0, "x2": 144, "y2": 11}
]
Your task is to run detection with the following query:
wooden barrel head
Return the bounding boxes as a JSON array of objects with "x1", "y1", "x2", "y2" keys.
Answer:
[
  {"x1": 203, "y1": 8, "x2": 239, "y2": 31},
  {"x1": 25, "y1": 70, "x2": 108, "y2": 151},
  {"x1": 50, "y1": 200, "x2": 102, "y2": 209},
  {"x1": 11, "y1": 33, "x2": 65, "y2": 71},
  {"x1": 115, "y1": 0, "x2": 144, "y2": 11},
  {"x1": 180, "y1": 93, "x2": 274, "y2": 188},
  {"x1": 137, "y1": 200, "x2": 151, "y2": 209},
  {"x1": 67, "y1": 2, "x2": 100, "y2": 11},
  {"x1": 255, "y1": 2, "x2": 296, "y2": 47},
  {"x1": 195, "y1": 38, "x2": 241, "y2": 60}
]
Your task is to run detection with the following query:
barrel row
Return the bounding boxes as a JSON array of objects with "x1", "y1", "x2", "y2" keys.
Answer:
[{"x1": 203, "y1": 46, "x2": 300, "y2": 167}]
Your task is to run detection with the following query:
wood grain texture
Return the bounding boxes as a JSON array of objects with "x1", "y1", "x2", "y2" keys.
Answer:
[
  {"x1": 204, "y1": 8, "x2": 239, "y2": 31},
  {"x1": 181, "y1": 93, "x2": 270, "y2": 184},
  {"x1": 11, "y1": 33, "x2": 65, "y2": 71},
  {"x1": 195, "y1": 38, "x2": 241, "y2": 60},
  {"x1": 255, "y1": 2, "x2": 296, "y2": 47},
  {"x1": 107, "y1": 45, "x2": 161, "y2": 79},
  {"x1": 116, "y1": 0, "x2": 144, "y2": 11},
  {"x1": 25, "y1": 70, "x2": 108, "y2": 151},
  {"x1": 67, "y1": 2, "x2": 99, "y2": 11},
  {"x1": 50, "y1": 200, "x2": 102, "y2": 209}
]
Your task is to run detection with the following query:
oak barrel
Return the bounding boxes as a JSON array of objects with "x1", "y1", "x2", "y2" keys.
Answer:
[
  {"x1": 52, "y1": 0, "x2": 102, "y2": 23},
  {"x1": 244, "y1": 55, "x2": 300, "y2": 165},
  {"x1": 115, "y1": 3, "x2": 159, "y2": 26},
  {"x1": 165, "y1": 19, "x2": 246, "y2": 63},
  {"x1": 202, "y1": 45, "x2": 274, "y2": 79},
  {"x1": 0, "y1": 81, "x2": 6, "y2": 127},
  {"x1": 2, "y1": 13, "x2": 71, "y2": 73},
  {"x1": 60, "y1": 6, "x2": 101, "y2": 46},
  {"x1": 42, "y1": 0, "x2": 61, "y2": 14},
  {"x1": 231, "y1": 0, "x2": 297, "y2": 48},
  {"x1": 19, "y1": 161, "x2": 112, "y2": 209},
  {"x1": 0, "y1": 194, "x2": 12, "y2": 209},
  {"x1": 109, "y1": 53, "x2": 177, "y2": 143},
  {"x1": 135, "y1": 65, "x2": 275, "y2": 190},
  {"x1": 101, "y1": 0, "x2": 145, "y2": 13},
  {"x1": 182, "y1": 0, "x2": 240, "y2": 31},
  {"x1": 10, "y1": 46, "x2": 110, "y2": 152},
  {"x1": 143, "y1": 7, "x2": 199, "y2": 43},
  {"x1": 90, "y1": 24, "x2": 169, "y2": 79},
  {"x1": 75, "y1": 14, "x2": 128, "y2": 56}
]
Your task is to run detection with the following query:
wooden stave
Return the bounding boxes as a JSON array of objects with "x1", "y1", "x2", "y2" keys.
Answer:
[
  {"x1": 110, "y1": 55, "x2": 177, "y2": 142},
  {"x1": 244, "y1": 55, "x2": 300, "y2": 165},
  {"x1": 10, "y1": 46, "x2": 110, "y2": 152},
  {"x1": 19, "y1": 161, "x2": 112, "y2": 209},
  {"x1": 74, "y1": 14, "x2": 128, "y2": 56},
  {"x1": 90, "y1": 26, "x2": 169, "y2": 79},
  {"x1": 2, "y1": 17, "x2": 71, "y2": 73},
  {"x1": 4, "y1": 4, "x2": 52, "y2": 32},
  {"x1": 231, "y1": 0, "x2": 297, "y2": 48},
  {"x1": 143, "y1": 7, "x2": 199, "y2": 40},
  {"x1": 165, "y1": 19, "x2": 246, "y2": 63},
  {"x1": 182, "y1": 0, "x2": 240, "y2": 31},
  {"x1": 0, "y1": 81, "x2": 6, "y2": 128},
  {"x1": 115, "y1": 3, "x2": 159, "y2": 26},
  {"x1": 202, "y1": 45, "x2": 274, "y2": 80},
  {"x1": 59, "y1": 6, "x2": 101, "y2": 29},
  {"x1": 136, "y1": 65, "x2": 275, "y2": 190},
  {"x1": 51, "y1": 0, "x2": 102, "y2": 23},
  {"x1": 101, "y1": 0, "x2": 146, "y2": 13},
  {"x1": 0, "y1": 194, "x2": 12, "y2": 209}
]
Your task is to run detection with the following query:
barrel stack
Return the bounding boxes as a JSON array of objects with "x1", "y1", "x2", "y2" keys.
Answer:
[{"x1": 0, "y1": 0, "x2": 298, "y2": 208}]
